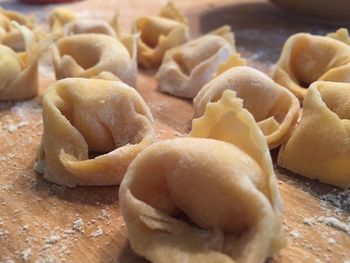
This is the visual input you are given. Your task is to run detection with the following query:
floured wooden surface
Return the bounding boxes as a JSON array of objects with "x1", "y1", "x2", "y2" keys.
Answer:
[{"x1": 0, "y1": 0, "x2": 349, "y2": 262}]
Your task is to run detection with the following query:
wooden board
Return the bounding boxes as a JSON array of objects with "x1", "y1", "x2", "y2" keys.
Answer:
[{"x1": 0, "y1": 0, "x2": 349, "y2": 262}]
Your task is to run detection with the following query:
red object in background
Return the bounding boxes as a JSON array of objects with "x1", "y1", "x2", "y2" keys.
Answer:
[{"x1": 19, "y1": 0, "x2": 80, "y2": 4}]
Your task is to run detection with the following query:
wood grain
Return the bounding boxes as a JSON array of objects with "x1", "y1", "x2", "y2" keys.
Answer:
[{"x1": 0, "y1": 0, "x2": 349, "y2": 262}]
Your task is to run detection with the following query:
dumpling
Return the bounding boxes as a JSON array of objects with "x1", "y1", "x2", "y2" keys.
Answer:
[
  {"x1": 194, "y1": 66, "x2": 300, "y2": 149},
  {"x1": 0, "y1": 23, "x2": 43, "y2": 101},
  {"x1": 156, "y1": 26, "x2": 236, "y2": 99},
  {"x1": 0, "y1": 8, "x2": 35, "y2": 52},
  {"x1": 134, "y1": 1, "x2": 189, "y2": 68},
  {"x1": 327, "y1": 28, "x2": 350, "y2": 46},
  {"x1": 35, "y1": 78, "x2": 157, "y2": 187},
  {"x1": 120, "y1": 89, "x2": 285, "y2": 263},
  {"x1": 63, "y1": 15, "x2": 120, "y2": 37},
  {"x1": 273, "y1": 30, "x2": 350, "y2": 100},
  {"x1": 53, "y1": 33, "x2": 137, "y2": 86},
  {"x1": 49, "y1": 8, "x2": 76, "y2": 33},
  {"x1": 278, "y1": 81, "x2": 350, "y2": 188}
]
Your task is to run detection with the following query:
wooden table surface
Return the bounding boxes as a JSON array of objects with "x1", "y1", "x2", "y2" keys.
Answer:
[{"x1": 0, "y1": 0, "x2": 349, "y2": 262}]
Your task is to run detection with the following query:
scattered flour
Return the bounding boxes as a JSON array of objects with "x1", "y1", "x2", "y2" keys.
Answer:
[
  {"x1": 90, "y1": 227, "x2": 103, "y2": 238},
  {"x1": 21, "y1": 248, "x2": 32, "y2": 261},
  {"x1": 44, "y1": 234, "x2": 61, "y2": 244},
  {"x1": 321, "y1": 190, "x2": 350, "y2": 211},
  {"x1": 289, "y1": 229, "x2": 301, "y2": 238},
  {"x1": 2, "y1": 121, "x2": 29, "y2": 133},
  {"x1": 318, "y1": 217, "x2": 350, "y2": 235},
  {"x1": 72, "y1": 218, "x2": 84, "y2": 232}
]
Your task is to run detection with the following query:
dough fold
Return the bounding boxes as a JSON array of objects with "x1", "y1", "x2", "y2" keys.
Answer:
[
  {"x1": 278, "y1": 81, "x2": 350, "y2": 188},
  {"x1": 36, "y1": 78, "x2": 156, "y2": 187},
  {"x1": 156, "y1": 26, "x2": 237, "y2": 98},
  {"x1": 273, "y1": 30, "x2": 350, "y2": 100},
  {"x1": 0, "y1": 8, "x2": 35, "y2": 52},
  {"x1": 120, "y1": 89, "x2": 284, "y2": 263},
  {"x1": 134, "y1": 1, "x2": 189, "y2": 68},
  {"x1": 53, "y1": 33, "x2": 137, "y2": 86},
  {"x1": 194, "y1": 66, "x2": 300, "y2": 148}
]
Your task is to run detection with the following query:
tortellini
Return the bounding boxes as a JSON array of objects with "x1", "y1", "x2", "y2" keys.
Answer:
[
  {"x1": 134, "y1": 1, "x2": 189, "y2": 68},
  {"x1": 0, "y1": 8, "x2": 35, "y2": 52},
  {"x1": 35, "y1": 78, "x2": 157, "y2": 187},
  {"x1": 157, "y1": 26, "x2": 236, "y2": 99},
  {"x1": 327, "y1": 28, "x2": 350, "y2": 46},
  {"x1": 194, "y1": 66, "x2": 300, "y2": 149},
  {"x1": 63, "y1": 16, "x2": 120, "y2": 37},
  {"x1": 120, "y1": 90, "x2": 285, "y2": 263},
  {"x1": 0, "y1": 23, "x2": 42, "y2": 101},
  {"x1": 273, "y1": 30, "x2": 350, "y2": 100},
  {"x1": 278, "y1": 81, "x2": 350, "y2": 188},
  {"x1": 53, "y1": 33, "x2": 137, "y2": 86},
  {"x1": 49, "y1": 8, "x2": 76, "y2": 33}
]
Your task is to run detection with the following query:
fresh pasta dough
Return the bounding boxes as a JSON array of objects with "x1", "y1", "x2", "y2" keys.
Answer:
[
  {"x1": 35, "y1": 78, "x2": 157, "y2": 187},
  {"x1": 120, "y1": 89, "x2": 284, "y2": 263},
  {"x1": 0, "y1": 23, "x2": 43, "y2": 101},
  {"x1": 134, "y1": 1, "x2": 189, "y2": 68},
  {"x1": 194, "y1": 66, "x2": 300, "y2": 149},
  {"x1": 0, "y1": 8, "x2": 35, "y2": 52},
  {"x1": 53, "y1": 33, "x2": 137, "y2": 86},
  {"x1": 273, "y1": 30, "x2": 350, "y2": 100},
  {"x1": 157, "y1": 26, "x2": 236, "y2": 98},
  {"x1": 278, "y1": 81, "x2": 350, "y2": 188}
]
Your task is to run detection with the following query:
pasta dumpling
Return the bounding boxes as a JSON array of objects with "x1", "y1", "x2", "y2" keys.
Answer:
[
  {"x1": 63, "y1": 16, "x2": 120, "y2": 37},
  {"x1": 194, "y1": 66, "x2": 300, "y2": 149},
  {"x1": 326, "y1": 28, "x2": 350, "y2": 46},
  {"x1": 120, "y1": 89, "x2": 284, "y2": 263},
  {"x1": 0, "y1": 8, "x2": 35, "y2": 52},
  {"x1": 273, "y1": 30, "x2": 350, "y2": 100},
  {"x1": 49, "y1": 8, "x2": 76, "y2": 33},
  {"x1": 134, "y1": 1, "x2": 189, "y2": 68},
  {"x1": 53, "y1": 33, "x2": 137, "y2": 86},
  {"x1": 0, "y1": 23, "x2": 43, "y2": 101},
  {"x1": 35, "y1": 78, "x2": 157, "y2": 187},
  {"x1": 157, "y1": 26, "x2": 236, "y2": 99},
  {"x1": 278, "y1": 81, "x2": 350, "y2": 188}
]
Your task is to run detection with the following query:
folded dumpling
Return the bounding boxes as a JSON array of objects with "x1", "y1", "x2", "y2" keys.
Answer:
[
  {"x1": 53, "y1": 33, "x2": 137, "y2": 86},
  {"x1": 49, "y1": 8, "x2": 76, "y2": 33},
  {"x1": 120, "y1": 89, "x2": 285, "y2": 263},
  {"x1": 194, "y1": 66, "x2": 300, "y2": 148},
  {"x1": 35, "y1": 78, "x2": 157, "y2": 187},
  {"x1": 278, "y1": 81, "x2": 350, "y2": 188},
  {"x1": 156, "y1": 26, "x2": 236, "y2": 98},
  {"x1": 63, "y1": 16, "x2": 120, "y2": 37},
  {"x1": 134, "y1": 1, "x2": 189, "y2": 68},
  {"x1": 0, "y1": 8, "x2": 35, "y2": 52},
  {"x1": 0, "y1": 23, "x2": 44, "y2": 101},
  {"x1": 273, "y1": 30, "x2": 350, "y2": 100},
  {"x1": 326, "y1": 28, "x2": 350, "y2": 46}
]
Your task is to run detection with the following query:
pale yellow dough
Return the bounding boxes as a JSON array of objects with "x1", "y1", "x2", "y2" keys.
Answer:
[
  {"x1": 0, "y1": 23, "x2": 43, "y2": 101},
  {"x1": 120, "y1": 90, "x2": 284, "y2": 263},
  {"x1": 35, "y1": 78, "x2": 156, "y2": 187},
  {"x1": 278, "y1": 81, "x2": 350, "y2": 188},
  {"x1": 157, "y1": 26, "x2": 236, "y2": 99},
  {"x1": 134, "y1": 1, "x2": 189, "y2": 68},
  {"x1": 53, "y1": 33, "x2": 137, "y2": 87},
  {"x1": 273, "y1": 30, "x2": 350, "y2": 100},
  {"x1": 194, "y1": 66, "x2": 300, "y2": 149},
  {"x1": 0, "y1": 8, "x2": 35, "y2": 52}
]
